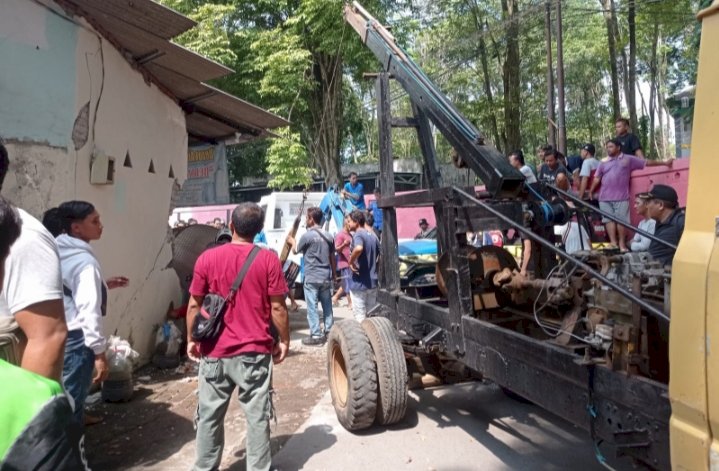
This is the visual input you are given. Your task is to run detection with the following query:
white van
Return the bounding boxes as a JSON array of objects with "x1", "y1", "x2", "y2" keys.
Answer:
[{"x1": 258, "y1": 192, "x2": 342, "y2": 288}]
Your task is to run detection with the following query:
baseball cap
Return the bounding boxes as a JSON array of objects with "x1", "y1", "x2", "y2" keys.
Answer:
[
  {"x1": 581, "y1": 143, "x2": 595, "y2": 155},
  {"x1": 646, "y1": 184, "x2": 678, "y2": 205},
  {"x1": 418, "y1": 218, "x2": 428, "y2": 225}
]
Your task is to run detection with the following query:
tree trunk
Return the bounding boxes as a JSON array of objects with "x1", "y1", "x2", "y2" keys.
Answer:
[
  {"x1": 480, "y1": 23, "x2": 502, "y2": 152},
  {"x1": 545, "y1": 0, "x2": 556, "y2": 147},
  {"x1": 306, "y1": 52, "x2": 343, "y2": 186},
  {"x1": 361, "y1": 89, "x2": 376, "y2": 163},
  {"x1": 501, "y1": 0, "x2": 521, "y2": 153},
  {"x1": 627, "y1": 0, "x2": 638, "y2": 130},
  {"x1": 584, "y1": 87, "x2": 594, "y2": 144},
  {"x1": 649, "y1": 21, "x2": 659, "y2": 157},
  {"x1": 468, "y1": 2, "x2": 502, "y2": 151},
  {"x1": 555, "y1": 0, "x2": 566, "y2": 156},
  {"x1": 657, "y1": 35, "x2": 668, "y2": 159},
  {"x1": 487, "y1": 29, "x2": 507, "y2": 147},
  {"x1": 600, "y1": 0, "x2": 620, "y2": 120},
  {"x1": 613, "y1": 2, "x2": 631, "y2": 123}
]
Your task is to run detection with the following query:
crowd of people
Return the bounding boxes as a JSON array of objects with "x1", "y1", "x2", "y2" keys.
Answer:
[
  {"x1": 508, "y1": 117, "x2": 685, "y2": 276},
  {"x1": 1, "y1": 143, "x2": 95, "y2": 468},
  {"x1": 0, "y1": 113, "x2": 687, "y2": 469},
  {"x1": 173, "y1": 216, "x2": 226, "y2": 230},
  {"x1": 180, "y1": 183, "x2": 387, "y2": 469},
  {"x1": 287, "y1": 207, "x2": 382, "y2": 345}
]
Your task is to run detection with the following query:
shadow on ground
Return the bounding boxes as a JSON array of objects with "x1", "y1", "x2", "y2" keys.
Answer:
[
  {"x1": 85, "y1": 386, "x2": 195, "y2": 470},
  {"x1": 227, "y1": 424, "x2": 337, "y2": 471},
  {"x1": 412, "y1": 381, "x2": 629, "y2": 470}
]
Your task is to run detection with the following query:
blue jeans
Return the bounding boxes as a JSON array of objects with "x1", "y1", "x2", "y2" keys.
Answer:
[
  {"x1": 62, "y1": 329, "x2": 95, "y2": 425},
  {"x1": 303, "y1": 282, "x2": 334, "y2": 338}
]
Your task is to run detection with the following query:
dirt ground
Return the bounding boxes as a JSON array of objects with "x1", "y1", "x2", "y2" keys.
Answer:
[{"x1": 86, "y1": 305, "x2": 338, "y2": 470}]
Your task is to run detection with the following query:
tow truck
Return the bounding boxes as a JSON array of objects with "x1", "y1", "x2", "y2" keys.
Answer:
[{"x1": 325, "y1": 2, "x2": 719, "y2": 470}]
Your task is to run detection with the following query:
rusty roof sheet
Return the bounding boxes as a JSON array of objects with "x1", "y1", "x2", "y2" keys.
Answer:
[
  {"x1": 193, "y1": 85, "x2": 289, "y2": 132},
  {"x1": 61, "y1": 1, "x2": 231, "y2": 82},
  {"x1": 144, "y1": 63, "x2": 210, "y2": 101},
  {"x1": 58, "y1": 0, "x2": 288, "y2": 142},
  {"x1": 67, "y1": 0, "x2": 195, "y2": 39},
  {"x1": 100, "y1": 18, "x2": 231, "y2": 82},
  {"x1": 185, "y1": 113, "x2": 237, "y2": 141}
]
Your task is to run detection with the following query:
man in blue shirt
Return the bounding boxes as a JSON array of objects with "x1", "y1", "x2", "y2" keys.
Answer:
[
  {"x1": 367, "y1": 187, "x2": 383, "y2": 235},
  {"x1": 253, "y1": 230, "x2": 267, "y2": 245},
  {"x1": 347, "y1": 210, "x2": 380, "y2": 321},
  {"x1": 342, "y1": 172, "x2": 365, "y2": 210}
]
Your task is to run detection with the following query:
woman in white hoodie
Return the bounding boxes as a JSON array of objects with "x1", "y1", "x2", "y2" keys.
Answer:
[{"x1": 52, "y1": 201, "x2": 118, "y2": 426}]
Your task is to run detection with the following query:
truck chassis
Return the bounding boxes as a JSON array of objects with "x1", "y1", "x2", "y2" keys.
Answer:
[{"x1": 328, "y1": 4, "x2": 673, "y2": 470}]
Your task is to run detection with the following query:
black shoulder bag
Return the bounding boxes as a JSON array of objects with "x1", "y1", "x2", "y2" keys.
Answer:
[{"x1": 191, "y1": 245, "x2": 261, "y2": 342}]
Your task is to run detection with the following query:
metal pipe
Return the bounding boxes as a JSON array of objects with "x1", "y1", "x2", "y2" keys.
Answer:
[
  {"x1": 546, "y1": 184, "x2": 676, "y2": 250},
  {"x1": 452, "y1": 186, "x2": 670, "y2": 323}
]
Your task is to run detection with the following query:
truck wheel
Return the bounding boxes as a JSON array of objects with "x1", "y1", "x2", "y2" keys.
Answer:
[
  {"x1": 361, "y1": 317, "x2": 408, "y2": 425},
  {"x1": 327, "y1": 320, "x2": 378, "y2": 431}
]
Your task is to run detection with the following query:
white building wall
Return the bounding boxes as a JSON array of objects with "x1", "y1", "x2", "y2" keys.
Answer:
[{"x1": 0, "y1": 0, "x2": 188, "y2": 360}]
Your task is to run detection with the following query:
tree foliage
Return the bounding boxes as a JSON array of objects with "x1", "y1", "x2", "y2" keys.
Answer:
[
  {"x1": 266, "y1": 129, "x2": 314, "y2": 190},
  {"x1": 162, "y1": 0, "x2": 701, "y2": 190}
]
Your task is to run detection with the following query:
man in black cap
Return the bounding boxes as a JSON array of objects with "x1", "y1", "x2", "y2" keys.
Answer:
[
  {"x1": 415, "y1": 219, "x2": 432, "y2": 240},
  {"x1": 645, "y1": 184, "x2": 684, "y2": 266},
  {"x1": 577, "y1": 143, "x2": 600, "y2": 201}
]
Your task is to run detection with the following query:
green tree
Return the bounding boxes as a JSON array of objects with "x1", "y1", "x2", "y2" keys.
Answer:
[
  {"x1": 161, "y1": 0, "x2": 701, "y2": 189},
  {"x1": 266, "y1": 130, "x2": 315, "y2": 190}
]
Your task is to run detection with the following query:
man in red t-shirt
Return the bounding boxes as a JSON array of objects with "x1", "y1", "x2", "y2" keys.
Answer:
[
  {"x1": 186, "y1": 202, "x2": 290, "y2": 471},
  {"x1": 331, "y1": 214, "x2": 353, "y2": 309}
]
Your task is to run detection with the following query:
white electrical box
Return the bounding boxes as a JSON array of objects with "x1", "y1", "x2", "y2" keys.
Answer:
[{"x1": 90, "y1": 149, "x2": 115, "y2": 185}]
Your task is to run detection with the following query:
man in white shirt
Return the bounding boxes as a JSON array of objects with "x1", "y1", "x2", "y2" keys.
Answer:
[
  {"x1": 0, "y1": 197, "x2": 21, "y2": 293},
  {"x1": 508, "y1": 150, "x2": 537, "y2": 184},
  {"x1": 0, "y1": 142, "x2": 67, "y2": 381},
  {"x1": 630, "y1": 193, "x2": 656, "y2": 252},
  {"x1": 577, "y1": 143, "x2": 600, "y2": 200}
]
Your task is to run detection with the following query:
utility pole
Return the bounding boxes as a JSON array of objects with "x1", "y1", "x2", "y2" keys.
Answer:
[
  {"x1": 544, "y1": 0, "x2": 556, "y2": 148},
  {"x1": 555, "y1": 0, "x2": 567, "y2": 156}
]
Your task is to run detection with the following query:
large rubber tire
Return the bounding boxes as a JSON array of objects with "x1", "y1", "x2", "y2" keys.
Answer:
[
  {"x1": 361, "y1": 317, "x2": 408, "y2": 425},
  {"x1": 327, "y1": 320, "x2": 378, "y2": 431}
]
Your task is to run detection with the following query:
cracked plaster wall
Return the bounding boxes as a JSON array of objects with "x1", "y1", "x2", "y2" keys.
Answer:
[{"x1": 0, "y1": 0, "x2": 189, "y2": 361}]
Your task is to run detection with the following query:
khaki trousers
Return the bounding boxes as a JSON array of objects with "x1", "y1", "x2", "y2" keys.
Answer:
[{"x1": 193, "y1": 354, "x2": 272, "y2": 471}]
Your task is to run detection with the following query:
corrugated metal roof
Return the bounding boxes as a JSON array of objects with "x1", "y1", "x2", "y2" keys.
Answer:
[
  {"x1": 185, "y1": 113, "x2": 237, "y2": 142},
  {"x1": 90, "y1": 16, "x2": 232, "y2": 82},
  {"x1": 144, "y1": 63, "x2": 210, "y2": 101},
  {"x1": 56, "y1": 0, "x2": 288, "y2": 142},
  {"x1": 67, "y1": 0, "x2": 195, "y2": 40},
  {"x1": 193, "y1": 85, "x2": 289, "y2": 132}
]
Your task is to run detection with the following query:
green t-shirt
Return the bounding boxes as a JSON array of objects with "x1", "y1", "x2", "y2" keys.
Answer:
[{"x1": 0, "y1": 359, "x2": 64, "y2": 460}]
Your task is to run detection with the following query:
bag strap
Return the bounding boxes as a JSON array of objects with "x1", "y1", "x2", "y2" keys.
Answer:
[
  {"x1": 311, "y1": 227, "x2": 334, "y2": 247},
  {"x1": 227, "y1": 245, "x2": 261, "y2": 298}
]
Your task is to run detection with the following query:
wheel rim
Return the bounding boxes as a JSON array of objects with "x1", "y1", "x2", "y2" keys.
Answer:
[{"x1": 331, "y1": 343, "x2": 349, "y2": 407}]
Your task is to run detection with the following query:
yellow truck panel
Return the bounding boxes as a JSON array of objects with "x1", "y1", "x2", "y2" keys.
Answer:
[{"x1": 670, "y1": 2, "x2": 719, "y2": 469}]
